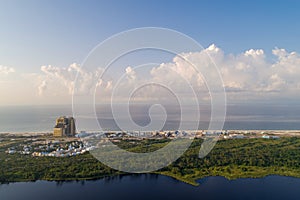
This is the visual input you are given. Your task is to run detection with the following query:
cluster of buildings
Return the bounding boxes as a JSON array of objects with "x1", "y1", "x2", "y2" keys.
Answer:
[
  {"x1": 31, "y1": 141, "x2": 88, "y2": 157},
  {"x1": 101, "y1": 130, "x2": 281, "y2": 140},
  {"x1": 6, "y1": 140, "x2": 91, "y2": 157},
  {"x1": 222, "y1": 131, "x2": 280, "y2": 140},
  {"x1": 5, "y1": 145, "x2": 31, "y2": 155},
  {"x1": 77, "y1": 130, "x2": 197, "y2": 141}
]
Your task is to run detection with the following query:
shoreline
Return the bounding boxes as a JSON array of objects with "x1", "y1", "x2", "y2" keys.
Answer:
[
  {"x1": 2, "y1": 172, "x2": 300, "y2": 187},
  {"x1": 2, "y1": 129, "x2": 300, "y2": 135}
]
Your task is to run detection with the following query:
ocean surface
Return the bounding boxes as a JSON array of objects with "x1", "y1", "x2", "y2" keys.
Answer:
[
  {"x1": 1, "y1": 175, "x2": 300, "y2": 200},
  {"x1": 0, "y1": 104, "x2": 300, "y2": 133}
]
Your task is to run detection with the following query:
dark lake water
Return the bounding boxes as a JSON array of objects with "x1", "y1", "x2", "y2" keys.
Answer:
[{"x1": 1, "y1": 175, "x2": 300, "y2": 200}]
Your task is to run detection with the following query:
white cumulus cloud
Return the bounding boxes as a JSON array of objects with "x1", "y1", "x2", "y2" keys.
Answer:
[
  {"x1": 0, "y1": 65, "x2": 15, "y2": 74},
  {"x1": 38, "y1": 80, "x2": 47, "y2": 96},
  {"x1": 38, "y1": 63, "x2": 105, "y2": 96}
]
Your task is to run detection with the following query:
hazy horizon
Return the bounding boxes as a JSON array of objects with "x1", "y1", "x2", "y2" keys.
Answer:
[{"x1": 1, "y1": 104, "x2": 300, "y2": 133}]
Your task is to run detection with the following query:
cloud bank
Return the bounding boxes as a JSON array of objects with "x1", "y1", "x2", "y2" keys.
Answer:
[{"x1": 35, "y1": 44, "x2": 300, "y2": 103}]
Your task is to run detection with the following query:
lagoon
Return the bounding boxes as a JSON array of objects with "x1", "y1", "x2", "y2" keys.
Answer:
[{"x1": 1, "y1": 175, "x2": 300, "y2": 200}]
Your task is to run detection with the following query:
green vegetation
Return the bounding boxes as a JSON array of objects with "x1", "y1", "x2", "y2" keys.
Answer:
[
  {"x1": 1, "y1": 136, "x2": 300, "y2": 186},
  {"x1": 158, "y1": 137, "x2": 300, "y2": 185}
]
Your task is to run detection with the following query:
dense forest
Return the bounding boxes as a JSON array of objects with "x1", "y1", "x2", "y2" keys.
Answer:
[{"x1": 1, "y1": 137, "x2": 300, "y2": 186}]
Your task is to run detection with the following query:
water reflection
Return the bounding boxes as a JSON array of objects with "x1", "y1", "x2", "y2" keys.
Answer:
[{"x1": 1, "y1": 175, "x2": 300, "y2": 200}]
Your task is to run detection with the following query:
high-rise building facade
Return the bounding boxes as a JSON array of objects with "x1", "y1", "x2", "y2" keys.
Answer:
[{"x1": 53, "y1": 116, "x2": 76, "y2": 137}]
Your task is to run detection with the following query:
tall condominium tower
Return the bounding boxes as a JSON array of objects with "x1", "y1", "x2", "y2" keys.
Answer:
[{"x1": 53, "y1": 116, "x2": 76, "y2": 137}]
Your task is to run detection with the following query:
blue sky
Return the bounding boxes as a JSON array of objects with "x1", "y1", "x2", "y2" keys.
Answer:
[
  {"x1": 1, "y1": 0, "x2": 300, "y2": 70},
  {"x1": 0, "y1": 0, "x2": 300, "y2": 105}
]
